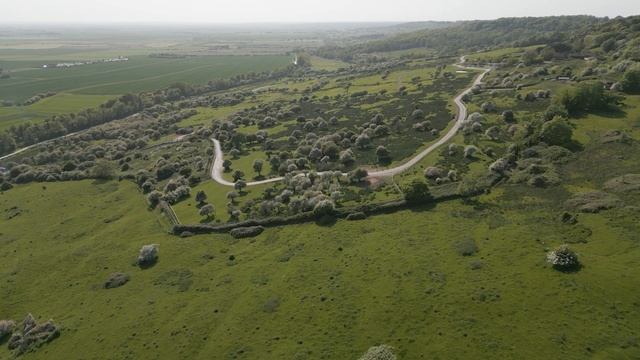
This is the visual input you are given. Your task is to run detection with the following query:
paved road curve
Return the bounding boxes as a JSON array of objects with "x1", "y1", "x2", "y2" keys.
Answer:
[{"x1": 211, "y1": 57, "x2": 491, "y2": 187}]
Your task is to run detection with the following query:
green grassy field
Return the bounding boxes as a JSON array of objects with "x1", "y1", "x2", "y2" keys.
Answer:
[
  {"x1": 0, "y1": 55, "x2": 290, "y2": 103},
  {"x1": 0, "y1": 93, "x2": 113, "y2": 131},
  {"x1": 1, "y1": 173, "x2": 638, "y2": 359}
]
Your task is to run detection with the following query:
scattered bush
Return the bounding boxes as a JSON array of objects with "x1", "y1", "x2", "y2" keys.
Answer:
[
  {"x1": 565, "y1": 191, "x2": 623, "y2": 213},
  {"x1": 229, "y1": 226, "x2": 264, "y2": 239},
  {"x1": 7, "y1": 314, "x2": 60, "y2": 355},
  {"x1": 454, "y1": 237, "x2": 478, "y2": 256},
  {"x1": 0, "y1": 319, "x2": 15, "y2": 340},
  {"x1": 104, "y1": 272, "x2": 130, "y2": 289},
  {"x1": 546, "y1": 245, "x2": 580, "y2": 271},
  {"x1": 424, "y1": 166, "x2": 443, "y2": 179},
  {"x1": 358, "y1": 345, "x2": 396, "y2": 360},
  {"x1": 137, "y1": 244, "x2": 159, "y2": 268},
  {"x1": 603, "y1": 174, "x2": 640, "y2": 193}
]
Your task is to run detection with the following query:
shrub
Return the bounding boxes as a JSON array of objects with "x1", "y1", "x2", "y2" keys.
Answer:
[
  {"x1": 104, "y1": 272, "x2": 130, "y2": 289},
  {"x1": 0, "y1": 319, "x2": 15, "y2": 340},
  {"x1": 621, "y1": 69, "x2": 640, "y2": 94},
  {"x1": 543, "y1": 104, "x2": 569, "y2": 121},
  {"x1": 424, "y1": 166, "x2": 443, "y2": 179},
  {"x1": 375, "y1": 145, "x2": 391, "y2": 163},
  {"x1": 540, "y1": 117, "x2": 573, "y2": 147},
  {"x1": 546, "y1": 245, "x2": 580, "y2": 271},
  {"x1": 7, "y1": 314, "x2": 60, "y2": 355},
  {"x1": 403, "y1": 179, "x2": 433, "y2": 203},
  {"x1": 195, "y1": 190, "x2": 207, "y2": 204},
  {"x1": 463, "y1": 145, "x2": 478, "y2": 159},
  {"x1": 454, "y1": 237, "x2": 478, "y2": 256},
  {"x1": 358, "y1": 345, "x2": 396, "y2": 360},
  {"x1": 349, "y1": 168, "x2": 369, "y2": 183},
  {"x1": 313, "y1": 199, "x2": 335, "y2": 218},
  {"x1": 229, "y1": 226, "x2": 264, "y2": 239},
  {"x1": 199, "y1": 204, "x2": 215, "y2": 220},
  {"x1": 146, "y1": 190, "x2": 163, "y2": 208},
  {"x1": 137, "y1": 244, "x2": 159, "y2": 268},
  {"x1": 502, "y1": 110, "x2": 515, "y2": 123},
  {"x1": 481, "y1": 102, "x2": 497, "y2": 113}
]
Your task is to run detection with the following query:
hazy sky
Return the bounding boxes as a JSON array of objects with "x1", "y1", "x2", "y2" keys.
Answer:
[{"x1": 3, "y1": 0, "x2": 638, "y2": 23}]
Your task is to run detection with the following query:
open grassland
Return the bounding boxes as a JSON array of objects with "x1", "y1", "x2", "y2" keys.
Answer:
[
  {"x1": 0, "y1": 93, "x2": 113, "y2": 131},
  {"x1": 1, "y1": 171, "x2": 639, "y2": 359},
  {"x1": 0, "y1": 54, "x2": 290, "y2": 102}
]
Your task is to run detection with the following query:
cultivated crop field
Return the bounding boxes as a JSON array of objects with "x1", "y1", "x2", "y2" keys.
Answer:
[{"x1": 0, "y1": 55, "x2": 291, "y2": 102}]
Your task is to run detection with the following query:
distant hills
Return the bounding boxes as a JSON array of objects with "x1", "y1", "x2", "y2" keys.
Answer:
[{"x1": 316, "y1": 15, "x2": 640, "y2": 61}]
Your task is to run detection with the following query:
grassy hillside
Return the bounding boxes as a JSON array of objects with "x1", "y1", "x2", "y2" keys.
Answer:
[{"x1": 1, "y1": 163, "x2": 639, "y2": 359}]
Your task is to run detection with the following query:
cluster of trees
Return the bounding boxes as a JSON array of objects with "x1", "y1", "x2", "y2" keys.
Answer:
[
  {"x1": 554, "y1": 82, "x2": 622, "y2": 116},
  {"x1": 0, "y1": 64, "x2": 300, "y2": 157},
  {"x1": 316, "y1": 16, "x2": 604, "y2": 60}
]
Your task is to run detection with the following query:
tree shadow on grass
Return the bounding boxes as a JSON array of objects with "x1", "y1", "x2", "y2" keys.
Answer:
[
  {"x1": 137, "y1": 259, "x2": 158, "y2": 270},
  {"x1": 553, "y1": 263, "x2": 583, "y2": 273},
  {"x1": 315, "y1": 215, "x2": 337, "y2": 227},
  {"x1": 586, "y1": 106, "x2": 627, "y2": 119},
  {"x1": 0, "y1": 334, "x2": 11, "y2": 347},
  {"x1": 91, "y1": 178, "x2": 111, "y2": 186},
  {"x1": 406, "y1": 202, "x2": 437, "y2": 213}
]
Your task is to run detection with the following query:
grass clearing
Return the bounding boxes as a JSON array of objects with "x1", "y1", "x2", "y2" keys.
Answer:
[
  {"x1": 1, "y1": 178, "x2": 638, "y2": 359},
  {"x1": 0, "y1": 93, "x2": 113, "y2": 131}
]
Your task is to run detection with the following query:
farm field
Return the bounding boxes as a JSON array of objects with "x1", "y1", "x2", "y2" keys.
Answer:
[{"x1": 0, "y1": 54, "x2": 291, "y2": 103}]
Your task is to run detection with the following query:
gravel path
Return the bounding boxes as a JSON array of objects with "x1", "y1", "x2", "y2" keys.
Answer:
[{"x1": 211, "y1": 57, "x2": 491, "y2": 187}]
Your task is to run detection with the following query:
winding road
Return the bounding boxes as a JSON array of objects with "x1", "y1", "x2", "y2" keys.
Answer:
[
  {"x1": 1, "y1": 56, "x2": 490, "y2": 186},
  {"x1": 211, "y1": 57, "x2": 491, "y2": 187}
]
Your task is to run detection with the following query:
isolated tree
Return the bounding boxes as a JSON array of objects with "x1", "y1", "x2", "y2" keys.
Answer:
[
  {"x1": 223, "y1": 159, "x2": 233, "y2": 172},
  {"x1": 195, "y1": 190, "x2": 207, "y2": 205},
  {"x1": 234, "y1": 180, "x2": 247, "y2": 193},
  {"x1": 226, "y1": 190, "x2": 239, "y2": 204},
  {"x1": 253, "y1": 159, "x2": 264, "y2": 177},
  {"x1": 540, "y1": 117, "x2": 573, "y2": 147},
  {"x1": 199, "y1": 204, "x2": 215, "y2": 220},
  {"x1": 0, "y1": 133, "x2": 16, "y2": 154},
  {"x1": 349, "y1": 168, "x2": 369, "y2": 183},
  {"x1": 375, "y1": 145, "x2": 391, "y2": 163},
  {"x1": 403, "y1": 179, "x2": 433, "y2": 203},
  {"x1": 502, "y1": 110, "x2": 515, "y2": 123},
  {"x1": 229, "y1": 148, "x2": 241, "y2": 159},
  {"x1": 621, "y1": 69, "x2": 640, "y2": 94},
  {"x1": 546, "y1": 245, "x2": 580, "y2": 271},
  {"x1": 232, "y1": 170, "x2": 245, "y2": 182}
]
